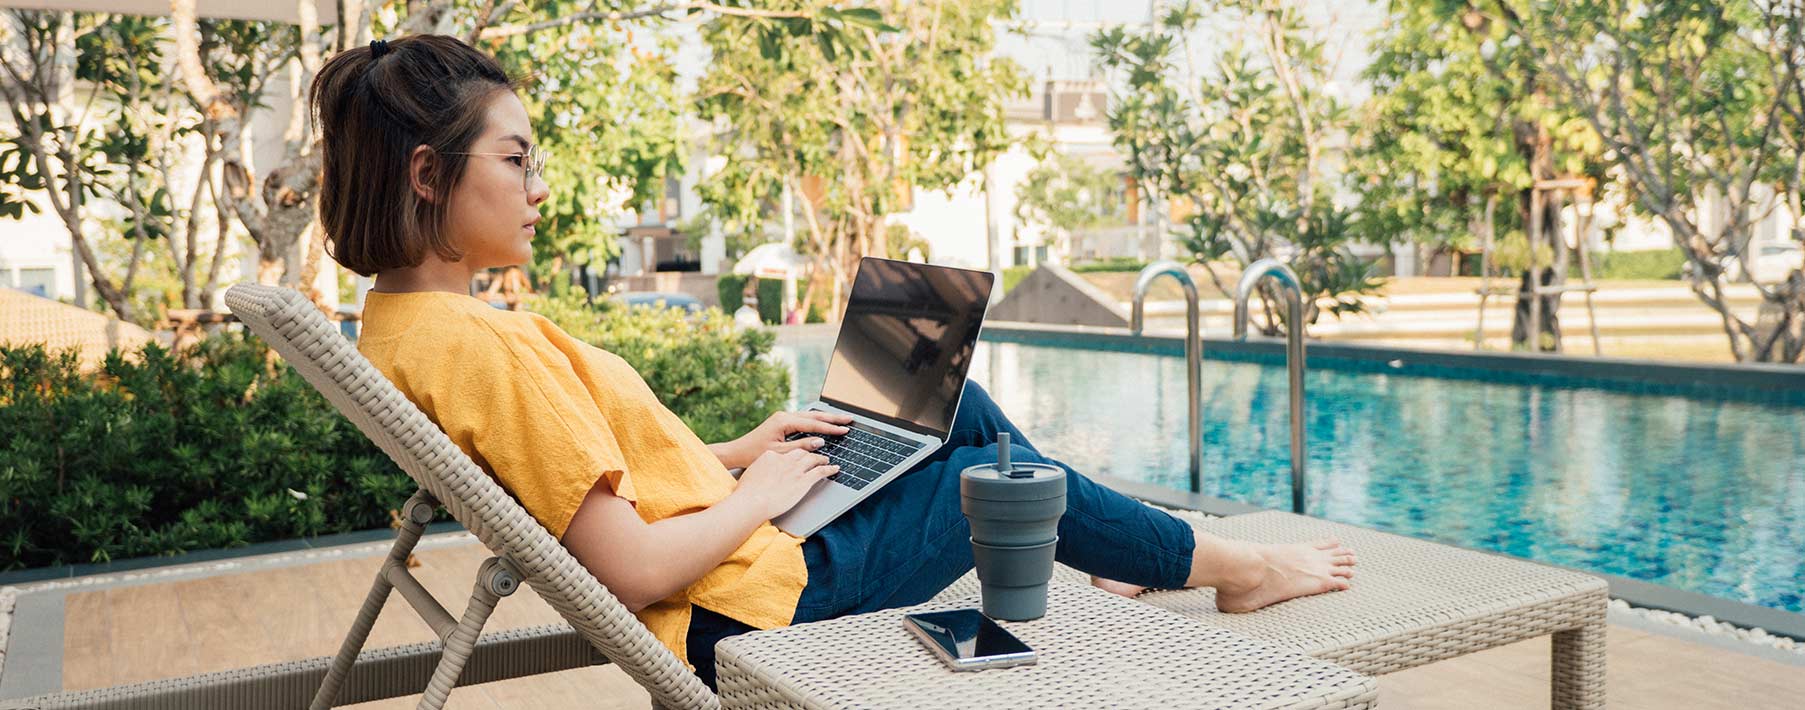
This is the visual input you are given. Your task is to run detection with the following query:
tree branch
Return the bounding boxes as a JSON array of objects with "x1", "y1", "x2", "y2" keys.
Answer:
[{"x1": 477, "y1": 1, "x2": 808, "y2": 41}]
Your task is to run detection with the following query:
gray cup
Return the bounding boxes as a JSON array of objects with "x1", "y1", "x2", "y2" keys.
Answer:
[
  {"x1": 960, "y1": 433, "x2": 1066, "y2": 621},
  {"x1": 970, "y1": 538, "x2": 1059, "y2": 619}
]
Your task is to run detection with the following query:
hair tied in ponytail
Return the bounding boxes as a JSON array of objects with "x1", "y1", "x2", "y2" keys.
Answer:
[{"x1": 370, "y1": 39, "x2": 390, "y2": 59}]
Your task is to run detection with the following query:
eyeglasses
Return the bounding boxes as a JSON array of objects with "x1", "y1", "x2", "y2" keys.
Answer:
[{"x1": 445, "y1": 144, "x2": 546, "y2": 192}]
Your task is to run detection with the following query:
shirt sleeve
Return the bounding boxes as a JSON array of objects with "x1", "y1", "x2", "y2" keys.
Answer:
[{"x1": 410, "y1": 320, "x2": 635, "y2": 539}]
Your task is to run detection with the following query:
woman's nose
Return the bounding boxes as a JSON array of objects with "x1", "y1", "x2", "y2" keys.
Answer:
[{"x1": 527, "y1": 174, "x2": 550, "y2": 206}]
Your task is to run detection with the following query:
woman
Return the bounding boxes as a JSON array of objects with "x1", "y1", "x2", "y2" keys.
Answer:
[{"x1": 311, "y1": 35, "x2": 1355, "y2": 690}]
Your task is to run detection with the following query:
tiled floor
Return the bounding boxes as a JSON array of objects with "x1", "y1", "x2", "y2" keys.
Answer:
[{"x1": 43, "y1": 539, "x2": 1805, "y2": 709}]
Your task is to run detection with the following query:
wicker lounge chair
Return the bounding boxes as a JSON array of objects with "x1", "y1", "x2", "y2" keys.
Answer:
[
  {"x1": 2, "y1": 284, "x2": 1601, "y2": 708},
  {"x1": 939, "y1": 511, "x2": 1609, "y2": 709}
]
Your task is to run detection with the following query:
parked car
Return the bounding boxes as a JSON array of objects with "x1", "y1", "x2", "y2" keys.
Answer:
[{"x1": 614, "y1": 291, "x2": 705, "y2": 313}]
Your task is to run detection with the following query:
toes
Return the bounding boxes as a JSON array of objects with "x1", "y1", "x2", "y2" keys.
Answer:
[
  {"x1": 1331, "y1": 566, "x2": 1355, "y2": 579},
  {"x1": 1333, "y1": 552, "x2": 1356, "y2": 565},
  {"x1": 1312, "y1": 538, "x2": 1341, "y2": 550}
]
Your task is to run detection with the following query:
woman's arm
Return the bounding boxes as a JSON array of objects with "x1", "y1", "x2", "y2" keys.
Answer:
[{"x1": 561, "y1": 449, "x2": 839, "y2": 612}]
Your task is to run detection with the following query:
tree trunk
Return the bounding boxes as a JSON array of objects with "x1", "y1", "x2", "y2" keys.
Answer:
[{"x1": 1509, "y1": 124, "x2": 1564, "y2": 352}]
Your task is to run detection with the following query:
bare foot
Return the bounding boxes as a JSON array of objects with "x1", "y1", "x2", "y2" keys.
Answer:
[
  {"x1": 1214, "y1": 538, "x2": 1355, "y2": 613},
  {"x1": 1090, "y1": 575, "x2": 1147, "y2": 598}
]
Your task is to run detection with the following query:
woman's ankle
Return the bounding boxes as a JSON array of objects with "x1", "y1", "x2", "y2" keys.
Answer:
[{"x1": 1189, "y1": 540, "x2": 1265, "y2": 593}]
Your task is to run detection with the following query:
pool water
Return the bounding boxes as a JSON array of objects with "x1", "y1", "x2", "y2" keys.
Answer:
[{"x1": 772, "y1": 336, "x2": 1805, "y2": 615}]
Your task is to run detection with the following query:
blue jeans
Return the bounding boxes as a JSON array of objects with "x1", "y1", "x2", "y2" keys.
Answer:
[{"x1": 687, "y1": 380, "x2": 1197, "y2": 688}]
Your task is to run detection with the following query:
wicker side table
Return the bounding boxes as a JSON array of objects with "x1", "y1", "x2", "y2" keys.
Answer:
[
  {"x1": 937, "y1": 511, "x2": 1610, "y2": 709},
  {"x1": 715, "y1": 583, "x2": 1377, "y2": 709}
]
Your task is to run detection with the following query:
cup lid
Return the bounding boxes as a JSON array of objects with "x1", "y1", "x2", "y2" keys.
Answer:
[{"x1": 960, "y1": 462, "x2": 1066, "y2": 501}]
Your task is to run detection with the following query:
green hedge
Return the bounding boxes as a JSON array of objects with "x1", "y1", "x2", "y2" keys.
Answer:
[
  {"x1": 1069, "y1": 257, "x2": 1151, "y2": 273},
  {"x1": 1002, "y1": 265, "x2": 1034, "y2": 294},
  {"x1": 716, "y1": 273, "x2": 784, "y2": 324},
  {"x1": 0, "y1": 336, "x2": 411, "y2": 569},
  {"x1": 1594, "y1": 248, "x2": 1686, "y2": 280},
  {"x1": 715, "y1": 274, "x2": 824, "y2": 324},
  {"x1": 2, "y1": 299, "x2": 793, "y2": 570}
]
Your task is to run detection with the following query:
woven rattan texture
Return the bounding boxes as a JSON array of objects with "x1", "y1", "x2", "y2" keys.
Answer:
[
  {"x1": 715, "y1": 583, "x2": 1378, "y2": 709},
  {"x1": 938, "y1": 510, "x2": 1609, "y2": 708},
  {"x1": 225, "y1": 285, "x2": 718, "y2": 710}
]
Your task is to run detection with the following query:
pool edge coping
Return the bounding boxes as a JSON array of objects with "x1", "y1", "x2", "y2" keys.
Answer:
[{"x1": 976, "y1": 320, "x2": 1805, "y2": 405}]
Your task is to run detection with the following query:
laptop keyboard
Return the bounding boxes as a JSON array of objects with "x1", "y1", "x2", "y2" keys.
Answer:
[{"x1": 785, "y1": 422, "x2": 926, "y2": 490}]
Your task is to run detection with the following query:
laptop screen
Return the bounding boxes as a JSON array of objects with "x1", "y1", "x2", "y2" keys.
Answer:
[{"x1": 819, "y1": 258, "x2": 995, "y2": 437}]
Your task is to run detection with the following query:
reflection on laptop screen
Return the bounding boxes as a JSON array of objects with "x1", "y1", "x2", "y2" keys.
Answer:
[{"x1": 819, "y1": 258, "x2": 994, "y2": 436}]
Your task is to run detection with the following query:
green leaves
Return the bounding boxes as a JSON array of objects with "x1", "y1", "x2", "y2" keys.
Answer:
[
  {"x1": 483, "y1": 17, "x2": 683, "y2": 279},
  {"x1": 1095, "y1": 0, "x2": 1377, "y2": 330},
  {"x1": 0, "y1": 335, "x2": 409, "y2": 570},
  {"x1": 697, "y1": 0, "x2": 1025, "y2": 293},
  {"x1": 1014, "y1": 151, "x2": 1122, "y2": 244}
]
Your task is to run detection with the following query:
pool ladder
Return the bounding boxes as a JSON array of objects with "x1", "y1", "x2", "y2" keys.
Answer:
[
  {"x1": 1131, "y1": 262, "x2": 1204, "y2": 494},
  {"x1": 1131, "y1": 259, "x2": 1310, "y2": 515}
]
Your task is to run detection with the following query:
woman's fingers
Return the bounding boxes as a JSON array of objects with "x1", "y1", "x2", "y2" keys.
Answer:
[
  {"x1": 788, "y1": 411, "x2": 850, "y2": 436},
  {"x1": 777, "y1": 437, "x2": 826, "y2": 453}
]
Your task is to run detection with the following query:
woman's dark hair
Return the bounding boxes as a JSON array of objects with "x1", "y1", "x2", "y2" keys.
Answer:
[{"x1": 310, "y1": 35, "x2": 517, "y2": 276}]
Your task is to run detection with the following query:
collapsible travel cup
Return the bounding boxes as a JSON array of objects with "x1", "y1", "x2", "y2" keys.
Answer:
[{"x1": 959, "y1": 433, "x2": 1067, "y2": 620}]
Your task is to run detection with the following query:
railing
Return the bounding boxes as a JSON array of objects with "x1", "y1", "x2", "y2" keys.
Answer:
[
  {"x1": 1131, "y1": 261, "x2": 1204, "y2": 493},
  {"x1": 1233, "y1": 259, "x2": 1309, "y2": 515}
]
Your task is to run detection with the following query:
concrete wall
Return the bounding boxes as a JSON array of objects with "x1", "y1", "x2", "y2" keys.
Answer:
[{"x1": 989, "y1": 265, "x2": 1128, "y2": 328}]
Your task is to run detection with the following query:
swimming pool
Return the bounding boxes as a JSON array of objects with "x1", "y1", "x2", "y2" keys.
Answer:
[{"x1": 771, "y1": 332, "x2": 1805, "y2": 615}]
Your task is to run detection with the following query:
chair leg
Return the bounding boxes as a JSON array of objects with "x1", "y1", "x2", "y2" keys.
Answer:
[
  {"x1": 1551, "y1": 622, "x2": 1606, "y2": 710},
  {"x1": 312, "y1": 490, "x2": 436, "y2": 710},
  {"x1": 311, "y1": 490, "x2": 526, "y2": 710},
  {"x1": 416, "y1": 558, "x2": 522, "y2": 710}
]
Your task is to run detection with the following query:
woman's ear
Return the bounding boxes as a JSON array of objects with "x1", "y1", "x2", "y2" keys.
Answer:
[{"x1": 409, "y1": 145, "x2": 437, "y2": 203}]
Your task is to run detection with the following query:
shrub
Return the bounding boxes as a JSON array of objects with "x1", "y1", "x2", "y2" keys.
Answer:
[
  {"x1": 530, "y1": 293, "x2": 792, "y2": 443},
  {"x1": 1, "y1": 296, "x2": 796, "y2": 571},
  {"x1": 1002, "y1": 265, "x2": 1035, "y2": 294},
  {"x1": 1069, "y1": 257, "x2": 1152, "y2": 273},
  {"x1": 0, "y1": 336, "x2": 410, "y2": 569},
  {"x1": 715, "y1": 274, "x2": 824, "y2": 323},
  {"x1": 1595, "y1": 248, "x2": 1686, "y2": 280}
]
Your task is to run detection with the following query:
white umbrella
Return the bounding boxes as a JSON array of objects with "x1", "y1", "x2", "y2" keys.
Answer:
[{"x1": 733, "y1": 242, "x2": 807, "y2": 280}]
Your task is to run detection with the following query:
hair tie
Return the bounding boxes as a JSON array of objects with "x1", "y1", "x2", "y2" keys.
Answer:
[{"x1": 370, "y1": 39, "x2": 390, "y2": 59}]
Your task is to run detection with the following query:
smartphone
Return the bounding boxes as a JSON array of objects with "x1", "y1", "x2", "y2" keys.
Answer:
[{"x1": 902, "y1": 609, "x2": 1037, "y2": 671}]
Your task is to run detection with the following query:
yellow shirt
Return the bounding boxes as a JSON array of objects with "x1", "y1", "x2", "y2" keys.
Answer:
[{"x1": 357, "y1": 291, "x2": 806, "y2": 663}]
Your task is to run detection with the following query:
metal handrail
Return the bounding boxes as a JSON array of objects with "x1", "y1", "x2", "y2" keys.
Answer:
[
  {"x1": 1233, "y1": 259, "x2": 1309, "y2": 515},
  {"x1": 1131, "y1": 261, "x2": 1203, "y2": 493}
]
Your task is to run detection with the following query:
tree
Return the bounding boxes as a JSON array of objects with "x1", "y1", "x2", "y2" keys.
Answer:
[
  {"x1": 481, "y1": 11, "x2": 686, "y2": 289},
  {"x1": 0, "y1": 12, "x2": 285, "y2": 323},
  {"x1": 695, "y1": 0, "x2": 1027, "y2": 318},
  {"x1": 2, "y1": 1, "x2": 791, "y2": 322},
  {"x1": 1485, "y1": 0, "x2": 1805, "y2": 362},
  {"x1": 1013, "y1": 141, "x2": 1122, "y2": 261},
  {"x1": 1354, "y1": 0, "x2": 1609, "y2": 351},
  {"x1": 1092, "y1": 0, "x2": 1381, "y2": 334}
]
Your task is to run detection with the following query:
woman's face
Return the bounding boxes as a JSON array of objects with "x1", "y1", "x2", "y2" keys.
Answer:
[{"x1": 441, "y1": 92, "x2": 549, "y2": 270}]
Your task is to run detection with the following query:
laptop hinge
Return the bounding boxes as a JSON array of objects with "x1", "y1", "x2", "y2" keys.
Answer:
[{"x1": 820, "y1": 396, "x2": 946, "y2": 440}]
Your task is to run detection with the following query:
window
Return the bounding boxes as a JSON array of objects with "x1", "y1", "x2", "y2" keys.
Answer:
[{"x1": 18, "y1": 267, "x2": 54, "y2": 298}]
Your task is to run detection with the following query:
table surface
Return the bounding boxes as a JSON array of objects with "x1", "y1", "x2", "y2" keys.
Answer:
[{"x1": 714, "y1": 582, "x2": 1378, "y2": 709}]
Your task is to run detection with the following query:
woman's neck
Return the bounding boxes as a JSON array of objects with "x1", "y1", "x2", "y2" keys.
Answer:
[{"x1": 371, "y1": 259, "x2": 479, "y2": 296}]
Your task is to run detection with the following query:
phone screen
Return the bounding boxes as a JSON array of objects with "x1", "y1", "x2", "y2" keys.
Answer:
[{"x1": 904, "y1": 609, "x2": 1033, "y2": 660}]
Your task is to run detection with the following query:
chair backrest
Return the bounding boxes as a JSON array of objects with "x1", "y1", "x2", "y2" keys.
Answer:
[{"x1": 225, "y1": 284, "x2": 717, "y2": 709}]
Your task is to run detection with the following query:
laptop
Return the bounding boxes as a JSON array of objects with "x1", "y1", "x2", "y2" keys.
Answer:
[{"x1": 770, "y1": 257, "x2": 995, "y2": 538}]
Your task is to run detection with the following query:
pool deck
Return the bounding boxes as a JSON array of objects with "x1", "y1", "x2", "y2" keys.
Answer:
[{"x1": 4, "y1": 532, "x2": 1801, "y2": 709}]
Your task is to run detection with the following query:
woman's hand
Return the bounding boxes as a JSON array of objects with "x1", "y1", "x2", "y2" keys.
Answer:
[
  {"x1": 712, "y1": 410, "x2": 852, "y2": 470},
  {"x1": 732, "y1": 449, "x2": 841, "y2": 519}
]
